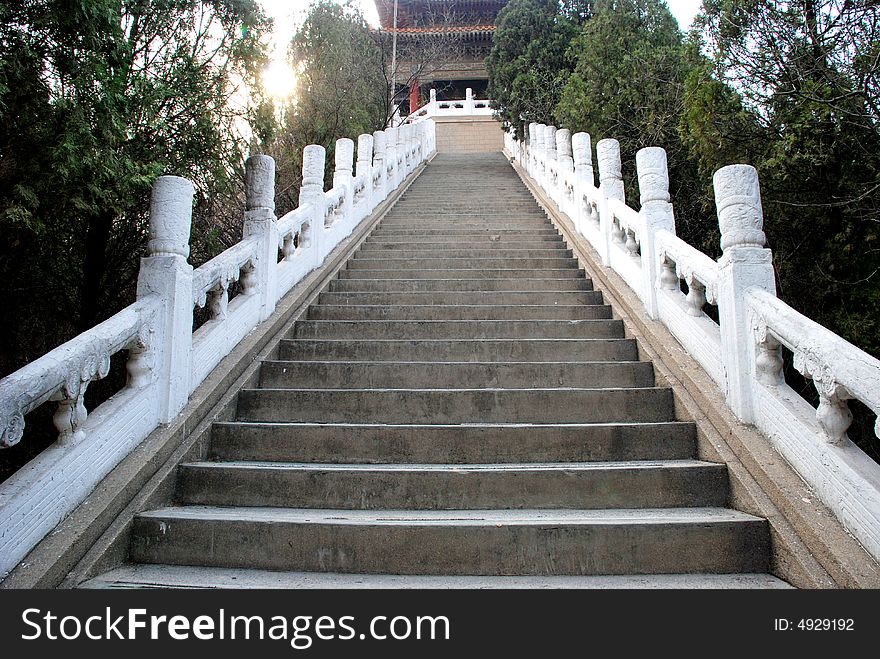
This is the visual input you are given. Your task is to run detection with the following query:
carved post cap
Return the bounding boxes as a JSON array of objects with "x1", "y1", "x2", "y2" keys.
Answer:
[
  {"x1": 373, "y1": 130, "x2": 387, "y2": 155},
  {"x1": 535, "y1": 124, "x2": 546, "y2": 149},
  {"x1": 430, "y1": 88, "x2": 436, "y2": 103},
  {"x1": 335, "y1": 138, "x2": 354, "y2": 173},
  {"x1": 555, "y1": 128, "x2": 572, "y2": 157},
  {"x1": 301, "y1": 144, "x2": 326, "y2": 188},
  {"x1": 713, "y1": 164, "x2": 766, "y2": 250},
  {"x1": 357, "y1": 134, "x2": 374, "y2": 162},
  {"x1": 245, "y1": 154, "x2": 276, "y2": 212},
  {"x1": 385, "y1": 127, "x2": 398, "y2": 146},
  {"x1": 596, "y1": 138, "x2": 624, "y2": 201},
  {"x1": 596, "y1": 139, "x2": 622, "y2": 178},
  {"x1": 636, "y1": 147, "x2": 670, "y2": 205},
  {"x1": 148, "y1": 175, "x2": 194, "y2": 258},
  {"x1": 466, "y1": 88, "x2": 473, "y2": 100},
  {"x1": 572, "y1": 132, "x2": 592, "y2": 167}
]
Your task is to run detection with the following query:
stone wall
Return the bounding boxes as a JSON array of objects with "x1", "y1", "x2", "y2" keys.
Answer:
[{"x1": 434, "y1": 116, "x2": 503, "y2": 153}]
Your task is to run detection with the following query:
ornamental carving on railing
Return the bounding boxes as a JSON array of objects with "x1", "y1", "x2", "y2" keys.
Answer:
[{"x1": 713, "y1": 165, "x2": 767, "y2": 251}]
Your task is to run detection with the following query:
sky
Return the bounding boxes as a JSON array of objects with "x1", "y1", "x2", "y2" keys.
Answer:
[{"x1": 257, "y1": 0, "x2": 704, "y2": 98}]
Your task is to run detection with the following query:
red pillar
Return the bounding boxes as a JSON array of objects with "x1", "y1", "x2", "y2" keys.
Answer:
[{"x1": 409, "y1": 78, "x2": 420, "y2": 114}]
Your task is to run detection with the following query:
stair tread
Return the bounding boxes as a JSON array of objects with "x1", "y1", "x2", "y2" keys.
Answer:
[
  {"x1": 82, "y1": 565, "x2": 791, "y2": 589},
  {"x1": 181, "y1": 459, "x2": 721, "y2": 472},
  {"x1": 139, "y1": 506, "x2": 762, "y2": 526},
  {"x1": 213, "y1": 420, "x2": 692, "y2": 428}
]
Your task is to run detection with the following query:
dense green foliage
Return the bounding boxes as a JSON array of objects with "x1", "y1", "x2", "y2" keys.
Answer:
[
  {"x1": 555, "y1": 0, "x2": 710, "y2": 246},
  {"x1": 486, "y1": 0, "x2": 585, "y2": 137},
  {"x1": 695, "y1": 0, "x2": 880, "y2": 357},
  {"x1": 266, "y1": 1, "x2": 388, "y2": 213},
  {"x1": 489, "y1": 0, "x2": 880, "y2": 361},
  {"x1": 0, "y1": 0, "x2": 270, "y2": 376}
]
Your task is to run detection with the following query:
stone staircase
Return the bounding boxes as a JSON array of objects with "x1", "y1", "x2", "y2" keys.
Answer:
[{"x1": 84, "y1": 153, "x2": 788, "y2": 588}]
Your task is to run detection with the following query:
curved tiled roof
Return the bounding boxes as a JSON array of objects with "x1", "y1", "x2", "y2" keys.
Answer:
[{"x1": 374, "y1": 0, "x2": 508, "y2": 29}]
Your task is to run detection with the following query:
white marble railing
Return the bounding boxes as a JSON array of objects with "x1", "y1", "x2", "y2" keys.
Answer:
[
  {"x1": 405, "y1": 88, "x2": 494, "y2": 124},
  {"x1": 0, "y1": 120, "x2": 437, "y2": 578},
  {"x1": 505, "y1": 123, "x2": 880, "y2": 562}
]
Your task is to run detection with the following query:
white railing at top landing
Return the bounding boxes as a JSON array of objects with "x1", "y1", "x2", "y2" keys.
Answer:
[
  {"x1": 405, "y1": 87, "x2": 494, "y2": 124},
  {"x1": 505, "y1": 124, "x2": 880, "y2": 563},
  {"x1": 0, "y1": 120, "x2": 437, "y2": 579}
]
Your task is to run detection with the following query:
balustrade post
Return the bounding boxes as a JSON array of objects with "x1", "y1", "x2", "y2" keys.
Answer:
[
  {"x1": 333, "y1": 138, "x2": 355, "y2": 228},
  {"x1": 299, "y1": 144, "x2": 328, "y2": 263},
  {"x1": 136, "y1": 175, "x2": 194, "y2": 422},
  {"x1": 527, "y1": 123, "x2": 538, "y2": 177},
  {"x1": 636, "y1": 147, "x2": 676, "y2": 319},
  {"x1": 385, "y1": 127, "x2": 399, "y2": 191},
  {"x1": 428, "y1": 120, "x2": 437, "y2": 156},
  {"x1": 556, "y1": 129, "x2": 573, "y2": 173},
  {"x1": 714, "y1": 164, "x2": 776, "y2": 423},
  {"x1": 465, "y1": 87, "x2": 475, "y2": 113},
  {"x1": 356, "y1": 133, "x2": 374, "y2": 215},
  {"x1": 535, "y1": 123, "x2": 547, "y2": 187},
  {"x1": 403, "y1": 124, "x2": 414, "y2": 175},
  {"x1": 429, "y1": 87, "x2": 437, "y2": 114},
  {"x1": 544, "y1": 125, "x2": 558, "y2": 198},
  {"x1": 596, "y1": 139, "x2": 624, "y2": 267},
  {"x1": 572, "y1": 132, "x2": 594, "y2": 233},
  {"x1": 242, "y1": 155, "x2": 278, "y2": 322},
  {"x1": 555, "y1": 128, "x2": 573, "y2": 212},
  {"x1": 372, "y1": 130, "x2": 387, "y2": 203},
  {"x1": 421, "y1": 122, "x2": 430, "y2": 161},
  {"x1": 398, "y1": 124, "x2": 409, "y2": 176}
]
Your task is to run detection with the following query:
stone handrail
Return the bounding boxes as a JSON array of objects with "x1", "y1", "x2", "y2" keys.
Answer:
[
  {"x1": 0, "y1": 300, "x2": 156, "y2": 448},
  {"x1": 192, "y1": 238, "x2": 260, "y2": 308},
  {"x1": 405, "y1": 87, "x2": 494, "y2": 124},
  {"x1": 504, "y1": 123, "x2": 880, "y2": 562},
  {"x1": 0, "y1": 119, "x2": 437, "y2": 579},
  {"x1": 747, "y1": 288, "x2": 880, "y2": 442}
]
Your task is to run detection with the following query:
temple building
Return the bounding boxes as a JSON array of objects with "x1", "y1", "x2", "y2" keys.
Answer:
[{"x1": 374, "y1": 0, "x2": 508, "y2": 114}]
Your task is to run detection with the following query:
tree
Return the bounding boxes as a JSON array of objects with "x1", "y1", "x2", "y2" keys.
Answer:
[
  {"x1": 267, "y1": 0, "x2": 387, "y2": 214},
  {"x1": 487, "y1": 0, "x2": 584, "y2": 137},
  {"x1": 554, "y1": 0, "x2": 717, "y2": 248},
  {"x1": 0, "y1": 1, "x2": 271, "y2": 380},
  {"x1": 0, "y1": 0, "x2": 271, "y2": 481},
  {"x1": 695, "y1": 0, "x2": 880, "y2": 357}
]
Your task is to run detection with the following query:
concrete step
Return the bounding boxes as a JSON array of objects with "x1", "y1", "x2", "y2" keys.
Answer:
[
  {"x1": 360, "y1": 242, "x2": 568, "y2": 252},
  {"x1": 385, "y1": 201, "x2": 541, "y2": 206},
  {"x1": 258, "y1": 360, "x2": 654, "y2": 389},
  {"x1": 89, "y1": 152, "x2": 778, "y2": 588},
  {"x1": 330, "y1": 277, "x2": 589, "y2": 291},
  {"x1": 208, "y1": 422, "x2": 698, "y2": 464},
  {"x1": 347, "y1": 255, "x2": 579, "y2": 270},
  {"x1": 175, "y1": 460, "x2": 729, "y2": 510},
  {"x1": 337, "y1": 268, "x2": 586, "y2": 280},
  {"x1": 306, "y1": 304, "x2": 612, "y2": 321},
  {"x1": 390, "y1": 205, "x2": 541, "y2": 212},
  {"x1": 319, "y1": 291, "x2": 600, "y2": 306},
  {"x1": 353, "y1": 248, "x2": 573, "y2": 260},
  {"x1": 278, "y1": 338, "x2": 640, "y2": 362},
  {"x1": 130, "y1": 507, "x2": 770, "y2": 575},
  {"x1": 236, "y1": 387, "x2": 676, "y2": 424},
  {"x1": 81, "y1": 565, "x2": 793, "y2": 589},
  {"x1": 364, "y1": 235, "x2": 564, "y2": 245},
  {"x1": 289, "y1": 319, "x2": 625, "y2": 340},
  {"x1": 377, "y1": 222, "x2": 549, "y2": 229},
  {"x1": 371, "y1": 228, "x2": 559, "y2": 236}
]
